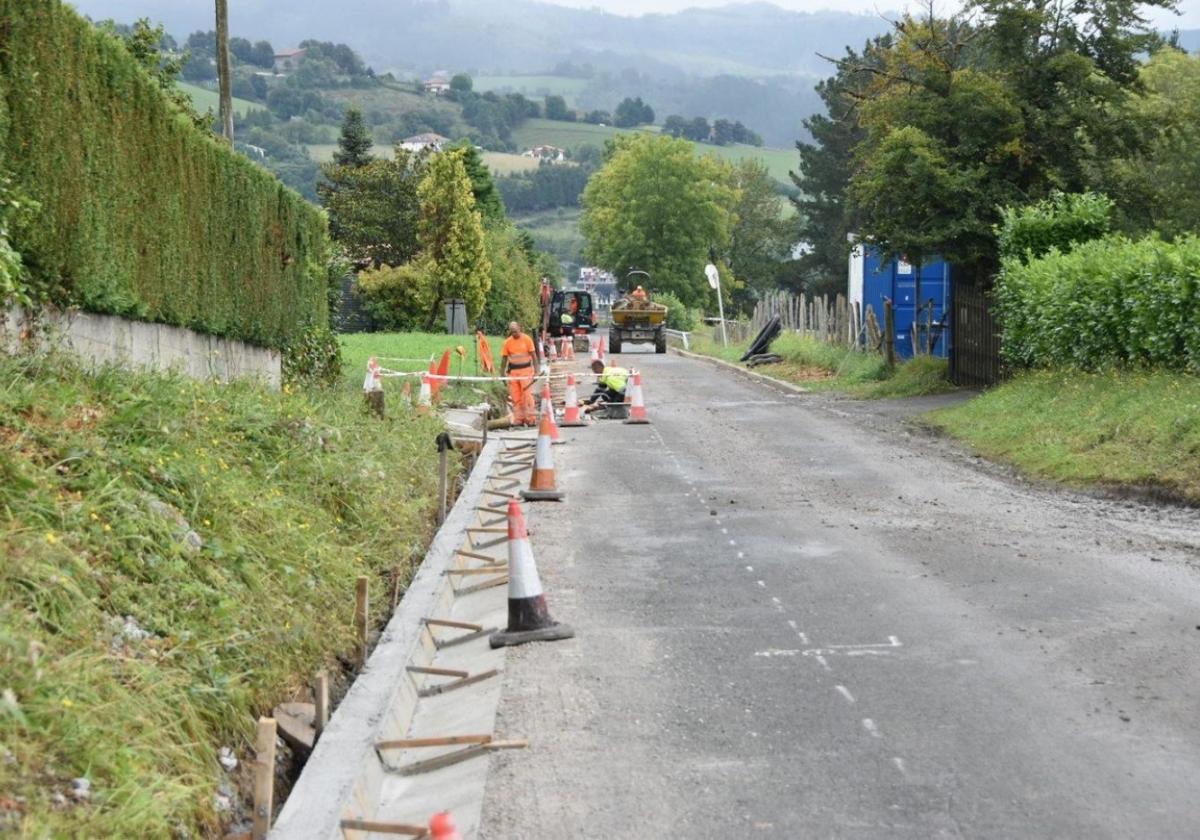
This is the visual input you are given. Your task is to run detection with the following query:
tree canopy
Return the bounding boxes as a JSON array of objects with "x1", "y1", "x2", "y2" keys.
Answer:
[{"x1": 581, "y1": 135, "x2": 736, "y2": 308}]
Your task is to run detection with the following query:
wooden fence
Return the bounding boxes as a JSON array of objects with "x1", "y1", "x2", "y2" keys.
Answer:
[{"x1": 745, "y1": 291, "x2": 865, "y2": 347}]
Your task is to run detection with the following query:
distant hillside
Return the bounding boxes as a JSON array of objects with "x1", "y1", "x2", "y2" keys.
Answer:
[{"x1": 71, "y1": 0, "x2": 890, "y2": 78}]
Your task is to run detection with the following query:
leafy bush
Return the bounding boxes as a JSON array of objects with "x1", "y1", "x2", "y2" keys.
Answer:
[
  {"x1": 655, "y1": 291, "x2": 699, "y2": 332},
  {"x1": 997, "y1": 191, "x2": 1113, "y2": 264},
  {"x1": 282, "y1": 324, "x2": 344, "y2": 388},
  {"x1": 356, "y1": 259, "x2": 438, "y2": 331},
  {"x1": 0, "y1": 1, "x2": 328, "y2": 349},
  {"x1": 995, "y1": 234, "x2": 1200, "y2": 370}
]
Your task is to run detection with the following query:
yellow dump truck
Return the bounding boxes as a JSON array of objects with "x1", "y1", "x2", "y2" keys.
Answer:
[{"x1": 610, "y1": 295, "x2": 668, "y2": 354}]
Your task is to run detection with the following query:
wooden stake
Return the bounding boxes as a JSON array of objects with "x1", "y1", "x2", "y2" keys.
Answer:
[
  {"x1": 417, "y1": 668, "x2": 499, "y2": 698},
  {"x1": 445, "y1": 566, "x2": 509, "y2": 576},
  {"x1": 376, "y1": 734, "x2": 493, "y2": 750},
  {"x1": 437, "y1": 433, "x2": 450, "y2": 525},
  {"x1": 392, "y1": 740, "x2": 528, "y2": 776},
  {"x1": 338, "y1": 818, "x2": 427, "y2": 836},
  {"x1": 884, "y1": 298, "x2": 897, "y2": 368},
  {"x1": 252, "y1": 717, "x2": 276, "y2": 839},
  {"x1": 355, "y1": 576, "x2": 369, "y2": 665},
  {"x1": 425, "y1": 617, "x2": 483, "y2": 631},
  {"x1": 314, "y1": 672, "x2": 329, "y2": 738},
  {"x1": 407, "y1": 665, "x2": 470, "y2": 678}
]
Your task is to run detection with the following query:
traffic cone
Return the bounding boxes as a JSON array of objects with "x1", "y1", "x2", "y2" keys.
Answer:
[
  {"x1": 624, "y1": 371, "x2": 651, "y2": 424},
  {"x1": 521, "y1": 412, "x2": 565, "y2": 502},
  {"x1": 429, "y1": 812, "x2": 462, "y2": 840},
  {"x1": 563, "y1": 337, "x2": 574, "y2": 361},
  {"x1": 539, "y1": 383, "x2": 562, "y2": 444},
  {"x1": 417, "y1": 373, "x2": 432, "y2": 414},
  {"x1": 548, "y1": 337, "x2": 559, "y2": 362},
  {"x1": 490, "y1": 500, "x2": 574, "y2": 647},
  {"x1": 560, "y1": 374, "x2": 587, "y2": 426}
]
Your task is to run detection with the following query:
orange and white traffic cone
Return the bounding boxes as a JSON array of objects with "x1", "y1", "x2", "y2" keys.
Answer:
[
  {"x1": 429, "y1": 812, "x2": 462, "y2": 840},
  {"x1": 560, "y1": 374, "x2": 587, "y2": 427},
  {"x1": 624, "y1": 371, "x2": 651, "y2": 424},
  {"x1": 539, "y1": 383, "x2": 562, "y2": 444},
  {"x1": 490, "y1": 499, "x2": 574, "y2": 647},
  {"x1": 548, "y1": 337, "x2": 559, "y2": 362},
  {"x1": 521, "y1": 412, "x2": 565, "y2": 502},
  {"x1": 427, "y1": 360, "x2": 440, "y2": 400},
  {"x1": 417, "y1": 373, "x2": 433, "y2": 414},
  {"x1": 564, "y1": 337, "x2": 575, "y2": 361}
]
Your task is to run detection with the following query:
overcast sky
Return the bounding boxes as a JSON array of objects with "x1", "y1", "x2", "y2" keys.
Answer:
[{"x1": 544, "y1": 0, "x2": 1198, "y2": 28}]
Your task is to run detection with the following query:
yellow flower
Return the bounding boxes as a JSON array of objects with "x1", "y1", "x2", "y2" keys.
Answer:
[
  {"x1": 61, "y1": 698, "x2": 73, "y2": 709},
  {"x1": 45, "y1": 532, "x2": 59, "y2": 545},
  {"x1": 103, "y1": 524, "x2": 112, "y2": 533},
  {"x1": 89, "y1": 512, "x2": 99, "y2": 521},
  {"x1": 203, "y1": 519, "x2": 211, "y2": 527}
]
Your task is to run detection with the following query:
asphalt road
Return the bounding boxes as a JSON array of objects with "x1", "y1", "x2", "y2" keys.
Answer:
[{"x1": 479, "y1": 350, "x2": 1200, "y2": 839}]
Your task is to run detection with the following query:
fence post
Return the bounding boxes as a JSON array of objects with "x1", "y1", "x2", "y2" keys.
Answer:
[
  {"x1": 355, "y1": 576, "x2": 369, "y2": 665},
  {"x1": 252, "y1": 717, "x2": 277, "y2": 840},
  {"x1": 884, "y1": 298, "x2": 896, "y2": 368}
]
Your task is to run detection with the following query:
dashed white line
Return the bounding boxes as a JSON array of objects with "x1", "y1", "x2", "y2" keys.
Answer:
[
  {"x1": 745, "y1": 565, "x2": 754, "y2": 572},
  {"x1": 721, "y1": 527, "x2": 728, "y2": 534},
  {"x1": 756, "y1": 580, "x2": 766, "y2": 588},
  {"x1": 892, "y1": 757, "x2": 907, "y2": 775},
  {"x1": 737, "y1": 551, "x2": 745, "y2": 559},
  {"x1": 862, "y1": 719, "x2": 882, "y2": 738},
  {"x1": 835, "y1": 685, "x2": 856, "y2": 704}
]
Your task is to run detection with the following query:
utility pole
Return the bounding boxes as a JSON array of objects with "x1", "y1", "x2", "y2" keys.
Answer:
[{"x1": 215, "y1": 0, "x2": 234, "y2": 144}]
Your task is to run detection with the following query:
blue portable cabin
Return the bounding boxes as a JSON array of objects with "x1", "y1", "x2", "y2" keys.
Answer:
[{"x1": 848, "y1": 243, "x2": 953, "y2": 360}]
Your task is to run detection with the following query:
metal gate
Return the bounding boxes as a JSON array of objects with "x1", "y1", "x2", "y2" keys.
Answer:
[{"x1": 950, "y1": 281, "x2": 1003, "y2": 387}]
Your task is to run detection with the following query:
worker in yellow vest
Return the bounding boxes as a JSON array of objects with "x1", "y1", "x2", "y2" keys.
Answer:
[{"x1": 583, "y1": 358, "x2": 629, "y2": 411}]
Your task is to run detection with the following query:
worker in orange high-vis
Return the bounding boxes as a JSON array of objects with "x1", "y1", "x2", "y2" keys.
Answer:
[{"x1": 501, "y1": 321, "x2": 538, "y2": 426}]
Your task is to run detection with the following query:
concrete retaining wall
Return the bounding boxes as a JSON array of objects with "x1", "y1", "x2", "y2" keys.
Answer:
[{"x1": 2, "y1": 306, "x2": 281, "y2": 389}]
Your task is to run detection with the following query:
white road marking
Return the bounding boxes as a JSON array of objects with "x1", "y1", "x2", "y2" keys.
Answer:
[
  {"x1": 756, "y1": 580, "x2": 766, "y2": 588},
  {"x1": 892, "y1": 757, "x2": 907, "y2": 775},
  {"x1": 745, "y1": 565, "x2": 754, "y2": 572},
  {"x1": 814, "y1": 654, "x2": 831, "y2": 671},
  {"x1": 721, "y1": 527, "x2": 728, "y2": 534},
  {"x1": 771, "y1": 597, "x2": 783, "y2": 611},
  {"x1": 835, "y1": 685, "x2": 856, "y2": 704},
  {"x1": 862, "y1": 719, "x2": 882, "y2": 738},
  {"x1": 737, "y1": 551, "x2": 745, "y2": 559},
  {"x1": 754, "y1": 649, "x2": 801, "y2": 657}
]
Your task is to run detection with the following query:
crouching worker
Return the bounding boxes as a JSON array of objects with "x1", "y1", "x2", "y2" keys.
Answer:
[{"x1": 584, "y1": 359, "x2": 629, "y2": 413}]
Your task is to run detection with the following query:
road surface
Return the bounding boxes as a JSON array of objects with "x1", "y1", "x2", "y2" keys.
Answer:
[{"x1": 479, "y1": 351, "x2": 1200, "y2": 839}]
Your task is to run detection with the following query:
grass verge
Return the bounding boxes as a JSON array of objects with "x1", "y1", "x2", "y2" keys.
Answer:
[
  {"x1": 0, "y1": 351, "x2": 449, "y2": 836},
  {"x1": 339, "y1": 331, "x2": 508, "y2": 409},
  {"x1": 927, "y1": 368, "x2": 1200, "y2": 504},
  {"x1": 686, "y1": 332, "x2": 955, "y2": 399}
]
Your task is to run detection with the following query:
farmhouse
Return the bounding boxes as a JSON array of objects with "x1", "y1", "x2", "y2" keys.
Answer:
[
  {"x1": 522, "y1": 144, "x2": 567, "y2": 162},
  {"x1": 273, "y1": 48, "x2": 306, "y2": 74},
  {"x1": 399, "y1": 133, "x2": 451, "y2": 153},
  {"x1": 423, "y1": 72, "x2": 452, "y2": 95}
]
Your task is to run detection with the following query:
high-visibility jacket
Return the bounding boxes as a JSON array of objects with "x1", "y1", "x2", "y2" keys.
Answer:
[
  {"x1": 600, "y1": 366, "x2": 629, "y2": 394},
  {"x1": 501, "y1": 333, "x2": 536, "y2": 372}
]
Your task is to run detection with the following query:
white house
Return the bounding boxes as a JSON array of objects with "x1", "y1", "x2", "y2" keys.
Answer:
[
  {"x1": 398, "y1": 133, "x2": 451, "y2": 153},
  {"x1": 273, "y1": 48, "x2": 306, "y2": 74},
  {"x1": 423, "y1": 72, "x2": 452, "y2": 95}
]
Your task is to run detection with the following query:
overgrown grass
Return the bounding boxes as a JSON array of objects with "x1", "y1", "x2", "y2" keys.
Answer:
[
  {"x1": 928, "y1": 368, "x2": 1200, "y2": 503},
  {"x1": 686, "y1": 332, "x2": 954, "y2": 398},
  {"x1": 0, "y1": 352, "x2": 449, "y2": 836}
]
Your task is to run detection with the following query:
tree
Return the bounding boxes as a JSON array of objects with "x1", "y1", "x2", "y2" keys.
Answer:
[
  {"x1": 251, "y1": 40, "x2": 276, "y2": 69},
  {"x1": 318, "y1": 149, "x2": 426, "y2": 268},
  {"x1": 684, "y1": 116, "x2": 710, "y2": 142},
  {"x1": 583, "y1": 110, "x2": 611, "y2": 125},
  {"x1": 417, "y1": 150, "x2": 492, "y2": 327},
  {"x1": 544, "y1": 95, "x2": 574, "y2": 122},
  {"x1": 451, "y1": 141, "x2": 506, "y2": 226},
  {"x1": 613, "y1": 96, "x2": 653, "y2": 128},
  {"x1": 104, "y1": 18, "x2": 209, "y2": 130},
  {"x1": 662, "y1": 115, "x2": 689, "y2": 138},
  {"x1": 450, "y1": 73, "x2": 473, "y2": 94},
  {"x1": 727, "y1": 160, "x2": 793, "y2": 303},
  {"x1": 333, "y1": 107, "x2": 374, "y2": 168},
  {"x1": 711, "y1": 119, "x2": 736, "y2": 146},
  {"x1": 581, "y1": 135, "x2": 736, "y2": 308},
  {"x1": 481, "y1": 226, "x2": 542, "y2": 332}
]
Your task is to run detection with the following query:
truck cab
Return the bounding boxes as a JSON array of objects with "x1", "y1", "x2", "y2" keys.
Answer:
[{"x1": 548, "y1": 289, "x2": 597, "y2": 338}]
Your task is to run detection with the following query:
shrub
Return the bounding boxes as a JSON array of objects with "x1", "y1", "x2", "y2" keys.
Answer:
[
  {"x1": 655, "y1": 291, "x2": 699, "y2": 332},
  {"x1": 282, "y1": 324, "x2": 344, "y2": 388},
  {"x1": 995, "y1": 234, "x2": 1200, "y2": 371},
  {"x1": 355, "y1": 259, "x2": 438, "y2": 331},
  {"x1": 996, "y1": 191, "x2": 1113, "y2": 264},
  {"x1": 0, "y1": 1, "x2": 328, "y2": 349}
]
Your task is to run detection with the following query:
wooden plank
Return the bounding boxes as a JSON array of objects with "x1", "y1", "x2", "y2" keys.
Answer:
[
  {"x1": 407, "y1": 665, "x2": 470, "y2": 679},
  {"x1": 314, "y1": 672, "x2": 329, "y2": 738},
  {"x1": 338, "y1": 818, "x2": 427, "y2": 836},
  {"x1": 417, "y1": 668, "x2": 500, "y2": 698},
  {"x1": 376, "y1": 734, "x2": 493, "y2": 750},
  {"x1": 454, "y1": 576, "x2": 509, "y2": 597},
  {"x1": 252, "y1": 717, "x2": 276, "y2": 839},
  {"x1": 433, "y1": 627, "x2": 495, "y2": 649},
  {"x1": 446, "y1": 566, "x2": 509, "y2": 576},
  {"x1": 455, "y1": 548, "x2": 503, "y2": 564}
]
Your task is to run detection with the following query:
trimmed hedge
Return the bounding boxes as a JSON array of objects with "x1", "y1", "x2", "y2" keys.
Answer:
[
  {"x1": 0, "y1": 1, "x2": 328, "y2": 349},
  {"x1": 995, "y1": 235, "x2": 1200, "y2": 371}
]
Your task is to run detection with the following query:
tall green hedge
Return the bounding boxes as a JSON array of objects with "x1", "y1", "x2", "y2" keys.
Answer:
[
  {"x1": 995, "y1": 235, "x2": 1200, "y2": 371},
  {"x1": 0, "y1": 1, "x2": 328, "y2": 349}
]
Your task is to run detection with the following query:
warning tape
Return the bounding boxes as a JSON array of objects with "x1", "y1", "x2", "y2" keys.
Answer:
[{"x1": 376, "y1": 368, "x2": 630, "y2": 384}]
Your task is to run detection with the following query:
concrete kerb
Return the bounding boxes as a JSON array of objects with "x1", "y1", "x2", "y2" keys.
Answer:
[
  {"x1": 269, "y1": 438, "x2": 502, "y2": 840},
  {"x1": 669, "y1": 346, "x2": 811, "y2": 396}
]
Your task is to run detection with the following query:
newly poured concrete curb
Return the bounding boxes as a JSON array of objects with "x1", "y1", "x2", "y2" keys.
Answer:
[
  {"x1": 669, "y1": 346, "x2": 810, "y2": 396},
  {"x1": 270, "y1": 439, "x2": 502, "y2": 840}
]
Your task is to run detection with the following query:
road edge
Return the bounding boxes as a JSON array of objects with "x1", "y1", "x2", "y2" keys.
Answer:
[{"x1": 669, "y1": 346, "x2": 811, "y2": 396}]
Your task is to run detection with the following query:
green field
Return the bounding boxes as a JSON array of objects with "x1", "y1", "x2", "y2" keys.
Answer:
[
  {"x1": 177, "y1": 82, "x2": 263, "y2": 117},
  {"x1": 482, "y1": 151, "x2": 541, "y2": 175},
  {"x1": 513, "y1": 207, "x2": 586, "y2": 267},
  {"x1": 475, "y1": 75, "x2": 589, "y2": 105},
  {"x1": 339, "y1": 332, "x2": 508, "y2": 406},
  {"x1": 511, "y1": 119, "x2": 796, "y2": 185}
]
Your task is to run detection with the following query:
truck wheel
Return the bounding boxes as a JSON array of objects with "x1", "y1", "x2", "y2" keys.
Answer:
[
  {"x1": 655, "y1": 332, "x2": 667, "y2": 354},
  {"x1": 609, "y1": 332, "x2": 622, "y2": 354}
]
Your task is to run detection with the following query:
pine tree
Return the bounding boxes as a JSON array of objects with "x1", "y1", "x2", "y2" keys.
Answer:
[
  {"x1": 418, "y1": 150, "x2": 492, "y2": 328},
  {"x1": 334, "y1": 107, "x2": 374, "y2": 168}
]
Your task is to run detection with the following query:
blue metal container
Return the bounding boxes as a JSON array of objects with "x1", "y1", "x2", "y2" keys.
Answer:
[{"x1": 851, "y1": 247, "x2": 953, "y2": 360}]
